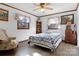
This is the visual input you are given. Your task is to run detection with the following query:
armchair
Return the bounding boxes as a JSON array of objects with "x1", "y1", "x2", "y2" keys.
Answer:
[{"x1": 0, "y1": 29, "x2": 18, "y2": 50}]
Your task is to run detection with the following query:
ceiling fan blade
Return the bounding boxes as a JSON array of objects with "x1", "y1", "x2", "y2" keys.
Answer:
[
  {"x1": 33, "y1": 8, "x2": 39, "y2": 11},
  {"x1": 33, "y1": 8, "x2": 41, "y2": 11},
  {"x1": 33, "y1": 3, "x2": 40, "y2": 6},
  {"x1": 45, "y1": 7, "x2": 53, "y2": 10},
  {"x1": 46, "y1": 3, "x2": 51, "y2": 5}
]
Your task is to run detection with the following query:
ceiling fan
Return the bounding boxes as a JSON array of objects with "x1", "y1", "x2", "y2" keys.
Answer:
[{"x1": 33, "y1": 3, "x2": 53, "y2": 12}]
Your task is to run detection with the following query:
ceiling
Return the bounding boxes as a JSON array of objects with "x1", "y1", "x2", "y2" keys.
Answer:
[{"x1": 6, "y1": 3, "x2": 77, "y2": 17}]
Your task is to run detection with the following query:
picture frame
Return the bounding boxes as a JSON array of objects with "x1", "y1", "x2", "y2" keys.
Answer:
[
  {"x1": 16, "y1": 14, "x2": 30, "y2": 29},
  {"x1": 0, "y1": 8, "x2": 8, "y2": 21},
  {"x1": 61, "y1": 14, "x2": 74, "y2": 24},
  {"x1": 48, "y1": 17, "x2": 59, "y2": 29}
]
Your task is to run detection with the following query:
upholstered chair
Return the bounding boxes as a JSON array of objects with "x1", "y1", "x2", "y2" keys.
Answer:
[{"x1": 0, "y1": 29, "x2": 18, "y2": 50}]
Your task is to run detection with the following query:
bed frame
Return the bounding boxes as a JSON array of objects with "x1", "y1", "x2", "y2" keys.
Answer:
[{"x1": 28, "y1": 38, "x2": 62, "y2": 52}]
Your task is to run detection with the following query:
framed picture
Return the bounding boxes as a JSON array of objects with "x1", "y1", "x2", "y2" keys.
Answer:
[
  {"x1": 16, "y1": 14, "x2": 30, "y2": 29},
  {"x1": 0, "y1": 8, "x2": 8, "y2": 21},
  {"x1": 61, "y1": 14, "x2": 74, "y2": 24},
  {"x1": 48, "y1": 17, "x2": 59, "y2": 29}
]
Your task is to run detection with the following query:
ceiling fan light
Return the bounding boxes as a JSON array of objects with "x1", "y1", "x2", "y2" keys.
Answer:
[{"x1": 40, "y1": 9, "x2": 45, "y2": 12}]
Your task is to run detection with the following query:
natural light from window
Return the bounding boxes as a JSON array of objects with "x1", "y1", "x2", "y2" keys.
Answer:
[{"x1": 48, "y1": 17, "x2": 60, "y2": 29}]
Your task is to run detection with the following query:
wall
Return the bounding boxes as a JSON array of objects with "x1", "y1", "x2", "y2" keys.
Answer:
[
  {"x1": 0, "y1": 4, "x2": 37, "y2": 42},
  {"x1": 77, "y1": 6, "x2": 79, "y2": 47},
  {"x1": 40, "y1": 11, "x2": 77, "y2": 40}
]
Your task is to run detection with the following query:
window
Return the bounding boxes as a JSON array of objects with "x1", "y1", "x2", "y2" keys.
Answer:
[{"x1": 48, "y1": 17, "x2": 60, "y2": 29}]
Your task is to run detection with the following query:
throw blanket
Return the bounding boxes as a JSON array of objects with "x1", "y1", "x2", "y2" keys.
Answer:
[{"x1": 29, "y1": 32, "x2": 61, "y2": 44}]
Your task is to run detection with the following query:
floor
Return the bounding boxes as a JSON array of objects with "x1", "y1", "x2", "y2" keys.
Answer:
[{"x1": 0, "y1": 41, "x2": 79, "y2": 56}]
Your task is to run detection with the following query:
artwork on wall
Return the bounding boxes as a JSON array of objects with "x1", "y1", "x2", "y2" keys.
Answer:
[
  {"x1": 48, "y1": 17, "x2": 59, "y2": 29},
  {"x1": 61, "y1": 14, "x2": 74, "y2": 24},
  {"x1": 0, "y1": 8, "x2": 8, "y2": 21},
  {"x1": 16, "y1": 14, "x2": 30, "y2": 29}
]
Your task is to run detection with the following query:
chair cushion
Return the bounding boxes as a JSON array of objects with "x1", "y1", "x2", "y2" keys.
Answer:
[
  {"x1": 0, "y1": 39, "x2": 18, "y2": 50},
  {"x1": 0, "y1": 29, "x2": 8, "y2": 42},
  {"x1": 0, "y1": 29, "x2": 18, "y2": 50}
]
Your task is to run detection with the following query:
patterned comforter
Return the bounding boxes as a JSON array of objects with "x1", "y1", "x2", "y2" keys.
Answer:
[{"x1": 29, "y1": 32, "x2": 61, "y2": 45}]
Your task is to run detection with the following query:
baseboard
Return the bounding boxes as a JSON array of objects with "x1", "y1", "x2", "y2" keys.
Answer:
[
  {"x1": 62, "y1": 40, "x2": 77, "y2": 46},
  {"x1": 19, "y1": 40, "x2": 28, "y2": 43}
]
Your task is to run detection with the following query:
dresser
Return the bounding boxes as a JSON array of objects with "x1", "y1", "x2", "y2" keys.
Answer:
[{"x1": 65, "y1": 29, "x2": 76, "y2": 45}]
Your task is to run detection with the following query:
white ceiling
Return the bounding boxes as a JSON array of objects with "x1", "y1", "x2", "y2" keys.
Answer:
[{"x1": 6, "y1": 3, "x2": 77, "y2": 16}]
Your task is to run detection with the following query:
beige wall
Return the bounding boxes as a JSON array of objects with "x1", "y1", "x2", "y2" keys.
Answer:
[
  {"x1": 77, "y1": 6, "x2": 79, "y2": 47},
  {"x1": 0, "y1": 4, "x2": 37, "y2": 42}
]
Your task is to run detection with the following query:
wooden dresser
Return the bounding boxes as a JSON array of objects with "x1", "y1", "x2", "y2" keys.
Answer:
[{"x1": 65, "y1": 29, "x2": 76, "y2": 45}]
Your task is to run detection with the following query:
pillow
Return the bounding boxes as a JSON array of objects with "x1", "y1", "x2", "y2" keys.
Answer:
[
  {"x1": 0, "y1": 29, "x2": 8, "y2": 41},
  {"x1": 45, "y1": 30, "x2": 54, "y2": 34}
]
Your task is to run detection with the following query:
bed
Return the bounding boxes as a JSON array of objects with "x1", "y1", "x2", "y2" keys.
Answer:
[{"x1": 28, "y1": 32, "x2": 62, "y2": 52}]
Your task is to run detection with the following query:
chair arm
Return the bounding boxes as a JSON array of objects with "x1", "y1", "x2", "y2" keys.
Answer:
[
  {"x1": 9, "y1": 37, "x2": 16, "y2": 39},
  {"x1": 8, "y1": 37, "x2": 16, "y2": 41}
]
